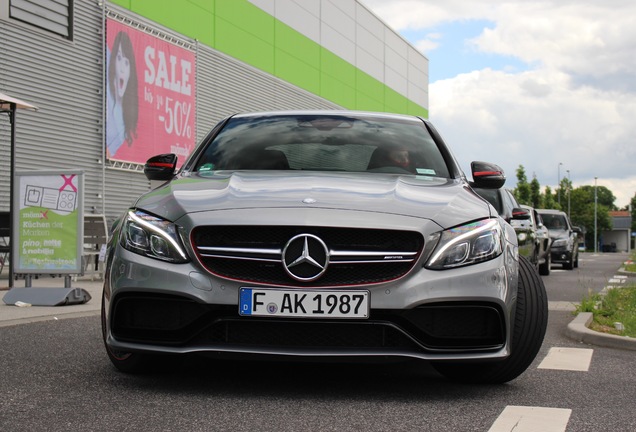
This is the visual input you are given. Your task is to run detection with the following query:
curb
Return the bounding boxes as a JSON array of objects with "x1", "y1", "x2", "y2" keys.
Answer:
[
  {"x1": 566, "y1": 312, "x2": 636, "y2": 351},
  {"x1": 0, "y1": 310, "x2": 100, "y2": 329}
]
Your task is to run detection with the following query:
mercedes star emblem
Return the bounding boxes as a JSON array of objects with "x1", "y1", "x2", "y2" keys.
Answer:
[{"x1": 282, "y1": 234, "x2": 329, "y2": 281}]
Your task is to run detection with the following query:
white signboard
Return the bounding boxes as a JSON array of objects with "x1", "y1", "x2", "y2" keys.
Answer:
[{"x1": 13, "y1": 171, "x2": 84, "y2": 274}]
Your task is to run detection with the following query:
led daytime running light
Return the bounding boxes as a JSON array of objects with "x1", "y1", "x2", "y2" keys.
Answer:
[
  {"x1": 427, "y1": 219, "x2": 502, "y2": 269},
  {"x1": 127, "y1": 211, "x2": 188, "y2": 261},
  {"x1": 429, "y1": 220, "x2": 499, "y2": 263}
]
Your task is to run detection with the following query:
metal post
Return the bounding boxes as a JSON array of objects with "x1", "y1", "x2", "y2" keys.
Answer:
[
  {"x1": 8, "y1": 103, "x2": 16, "y2": 288},
  {"x1": 594, "y1": 177, "x2": 598, "y2": 254},
  {"x1": 567, "y1": 170, "x2": 571, "y2": 219},
  {"x1": 558, "y1": 162, "x2": 563, "y2": 205}
]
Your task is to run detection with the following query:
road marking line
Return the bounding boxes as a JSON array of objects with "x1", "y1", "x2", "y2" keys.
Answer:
[
  {"x1": 608, "y1": 278, "x2": 625, "y2": 284},
  {"x1": 548, "y1": 301, "x2": 577, "y2": 311},
  {"x1": 538, "y1": 347, "x2": 593, "y2": 371},
  {"x1": 488, "y1": 406, "x2": 572, "y2": 432}
]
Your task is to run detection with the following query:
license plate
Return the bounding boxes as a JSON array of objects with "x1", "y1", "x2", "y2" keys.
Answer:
[{"x1": 239, "y1": 288, "x2": 369, "y2": 319}]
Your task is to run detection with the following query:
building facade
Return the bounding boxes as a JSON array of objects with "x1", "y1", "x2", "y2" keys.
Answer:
[
  {"x1": 602, "y1": 211, "x2": 632, "y2": 253},
  {"x1": 0, "y1": 0, "x2": 429, "y2": 223}
]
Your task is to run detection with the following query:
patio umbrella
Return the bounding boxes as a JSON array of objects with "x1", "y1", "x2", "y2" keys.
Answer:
[{"x1": 0, "y1": 92, "x2": 38, "y2": 288}]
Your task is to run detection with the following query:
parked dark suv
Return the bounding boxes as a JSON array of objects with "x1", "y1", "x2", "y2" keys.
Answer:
[
  {"x1": 536, "y1": 209, "x2": 579, "y2": 270},
  {"x1": 515, "y1": 205, "x2": 552, "y2": 276}
]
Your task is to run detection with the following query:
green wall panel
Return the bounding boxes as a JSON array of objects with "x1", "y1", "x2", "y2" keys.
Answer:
[
  {"x1": 385, "y1": 87, "x2": 408, "y2": 114},
  {"x1": 355, "y1": 92, "x2": 384, "y2": 112},
  {"x1": 276, "y1": 23, "x2": 319, "y2": 70},
  {"x1": 321, "y1": 73, "x2": 356, "y2": 109},
  {"x1": 320, "y1": 48, "x2": 355, "y2": 85},
  {"x1": 215, "y1": 0, "x2": 274, "y2": 46},
  {"x1": 108, "y1": 0, "x2": 427, "y2": 116},
  {"x1": 408, "y1": 101, "x2": 428, "y2": 117},
  {"x1": 215, "y1": 18, "x2": 274, "y2": 73},
  {"x1": 355, "y1": 70, "x2": 384, "y2": 106},
  {"x1": 275, "y1": 49, "x2": 320, "y2": 95},
  {"x1": 127, "y1": 0, "x2": 213, "y2": 42}
]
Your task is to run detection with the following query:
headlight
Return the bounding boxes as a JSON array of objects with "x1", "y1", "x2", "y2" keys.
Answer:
[
  {"x1": 552, "y1": 238, "x2": 569, "y2": 248},
  {"x1": 120, "y1": 210, "x2": 189, "y2": 263},
  {"x1": 426, "y1": 219, "x2": 503, "y2": 269},
  {"x1": 552, "y1": 239, "x2": 572, "y2": 248}
]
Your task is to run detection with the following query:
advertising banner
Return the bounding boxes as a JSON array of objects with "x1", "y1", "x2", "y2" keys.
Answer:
[
  {"x1": 13, "y1": 171, "x2": 84, "y2": 274},
  {"x1": 105, "y1": 18, "x2": 196, "y2": 167}
]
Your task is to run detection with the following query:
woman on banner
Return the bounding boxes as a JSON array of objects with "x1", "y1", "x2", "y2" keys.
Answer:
[{"x1": 106, "y1": 30, "x2": 139, "y2": 158}]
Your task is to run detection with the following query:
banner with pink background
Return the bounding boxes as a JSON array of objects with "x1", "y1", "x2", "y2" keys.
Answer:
[{"x1": 105, "y1": 18, "x2": 196, "y2": 167}]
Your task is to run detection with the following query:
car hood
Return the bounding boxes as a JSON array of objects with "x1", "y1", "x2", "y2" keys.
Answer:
[
  {"x1": 547, "y1": 229, "x2": 570, "y2": 239},
  {"x1": 135, "y1": 171, "x2": 493, "y2": 229}
]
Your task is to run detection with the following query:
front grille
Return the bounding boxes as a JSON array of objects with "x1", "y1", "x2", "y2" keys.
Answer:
[
  {"x1": 111, "y1": 294, "x2": 505, "y2": 352},
  {"x1": 195, "y1": 319, "x2": 419, "y2": 351},
  {"x1": 191, "y1": 226, "x2": 424, "y2": 286}
]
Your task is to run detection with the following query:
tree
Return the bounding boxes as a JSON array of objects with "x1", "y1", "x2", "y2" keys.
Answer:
[
  {"x1": 569, "y1": 185, "x2": 613, "y2": 250},
  {"x1": 530, "y1": 175, "x2": 542, "y2": 209},
  {"x1": 559, "y1": 176, "x2": 573, "y2": 215},
  {"x1": 630, "y1": 193, "x2": 636, "y2": 233},
  {"x1": 542, "y1": 186, "x2": 558, "y2": 209},
  {"x1": 577, "y1": 185, "x2": 616, "y2": 209},
  {"x1": 514, "y1": 165, "x2": 531, "y2": 205}
]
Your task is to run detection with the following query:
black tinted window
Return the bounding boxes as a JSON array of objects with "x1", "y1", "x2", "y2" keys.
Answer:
[
  {"x1": 541, "y1": 214, "x2": 568, "y2": 230},
  {"x1": 194, "y1": 114, "x2": 450, "y2": 177},
  {"x1": 473, "y1": 188, "x2": 502, "y2": 214}
]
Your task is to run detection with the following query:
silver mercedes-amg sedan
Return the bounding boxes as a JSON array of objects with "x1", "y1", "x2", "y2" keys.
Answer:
[{"x1": 101, "y1": 110, "x2": 547, "y2": 384}]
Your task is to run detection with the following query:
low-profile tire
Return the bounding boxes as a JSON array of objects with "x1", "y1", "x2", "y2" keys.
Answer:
[
  {"x1": 563, "y1": 258, "x2": 573, "y2": 270},
  {"x1": 538, "y1": 252, "x2": 551, "y2": 276},
  {"x1": 574, "y1": 252, "x2": 579, "y2": 268},
  {"x1": 433, "y1": 255, "x2": 548, "y2": 384},
  {"x1": 101, "y1": 293, "x2": 180, "y2": 373}
]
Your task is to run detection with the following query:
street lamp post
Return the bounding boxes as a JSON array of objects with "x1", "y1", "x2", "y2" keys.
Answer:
[
  {"x1": 594, "y1": 177, "x2": 598, "y2": 254},
  {"x1": 567, "y1": 170, "x2": 571, "y2": 219},
  {"x1": 558, "y1": 162, "x2": 563, "y2": 205}
]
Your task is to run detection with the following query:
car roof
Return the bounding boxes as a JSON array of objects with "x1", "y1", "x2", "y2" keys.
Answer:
[
  {"x1": 231, "y1": 110, "x2": 425, "y2": 122},
  {"x1": 536, "y1": 209, "x2": 565, "y2": 214}
]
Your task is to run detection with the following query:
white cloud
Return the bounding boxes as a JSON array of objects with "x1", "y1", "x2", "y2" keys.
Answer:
[
  {"x1": 414, "y1": 33, "x2": 442, "y2": 54},
  {"x1": 430, "y1": 68, "x2": 636, "y2": 206},
  {"x1": 359, "y1": 0, "x2": 636, "y2": 207}
]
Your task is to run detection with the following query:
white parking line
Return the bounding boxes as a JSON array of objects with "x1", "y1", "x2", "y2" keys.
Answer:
[
  {"x1": 488, "y1": 406, "x2": 572, "y2": 432},
  {"x1": 538, "y1": 347, "x2": 594, "y2": 371},
  {"x1": 608, "y1": 278, "x2": 625, "y2": 284},
  {"x1": 548, "y1": 301, "x2": 577, "y2": 311}
]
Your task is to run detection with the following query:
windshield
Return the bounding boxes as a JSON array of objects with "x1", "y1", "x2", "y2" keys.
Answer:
[
  {"x1": 541, "y1": 213, "x2": 568, "y2": 230},
  {"x1": 193, "y1": 114, "x2": 450, "y2": 178}
]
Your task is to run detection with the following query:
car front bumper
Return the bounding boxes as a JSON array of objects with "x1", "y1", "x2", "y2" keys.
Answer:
[
  {"x1": 103, "y1": 241, "x2": 519, "y2": 363},
  {"x1": 550, "y1": 248, "x2": 573, "y2": 264}
]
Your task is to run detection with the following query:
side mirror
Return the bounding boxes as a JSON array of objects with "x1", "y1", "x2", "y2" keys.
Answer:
[
  {"x1": 470, "y1": 161, "x2": 506, "y2": 189},
  {"x1": 511, "y1": 207, "x2": 531, "y2": 220},
  {"x1": 144, "y1": 154, "x2": 177, "y2": 181}
]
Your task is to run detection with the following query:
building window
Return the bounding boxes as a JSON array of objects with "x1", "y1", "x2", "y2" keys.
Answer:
[{"x1": 9, "y1": 0, "x2": 73, "y2": 40}]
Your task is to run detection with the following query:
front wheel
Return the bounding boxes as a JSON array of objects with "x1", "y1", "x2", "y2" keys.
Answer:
[{"x1": 433, "y1": 255, "x2": 548, "y2": 384}]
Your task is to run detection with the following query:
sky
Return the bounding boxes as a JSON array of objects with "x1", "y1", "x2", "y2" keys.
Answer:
[{"x1": 359, "y1": 0, "x2": 636, "y2": 209}]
